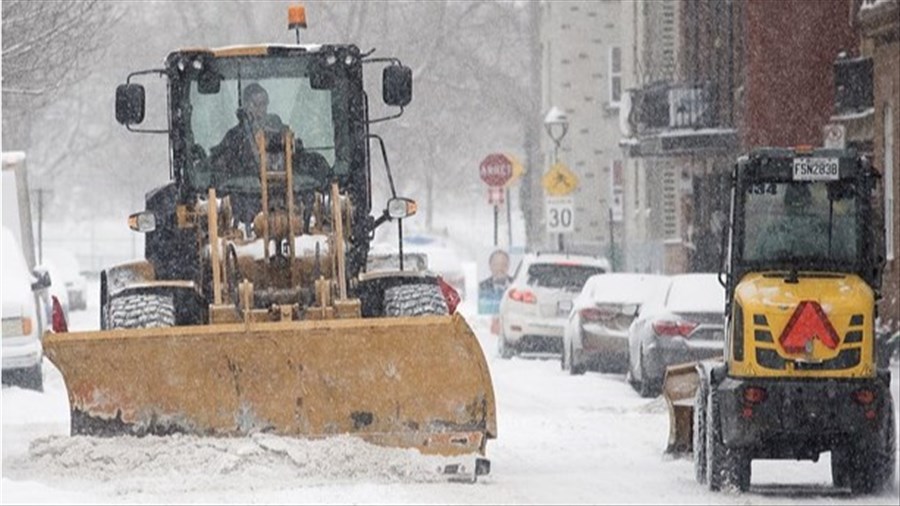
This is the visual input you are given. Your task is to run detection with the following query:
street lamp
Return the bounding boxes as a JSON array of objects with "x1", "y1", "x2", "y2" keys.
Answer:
[
  {"x1": 544, "y1": 106, "x2": 569, "y2": 166},
  {"x1": 544, "y1": 106, "x2": 569, "y2": 252}
]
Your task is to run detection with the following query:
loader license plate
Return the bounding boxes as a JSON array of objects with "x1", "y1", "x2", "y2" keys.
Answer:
[
  {"x1": 793, "y1": 157, "x2": 839, "y2": 181},
  {"x1": 557, "y1": 300, "x2": 573, "y2": 316}
]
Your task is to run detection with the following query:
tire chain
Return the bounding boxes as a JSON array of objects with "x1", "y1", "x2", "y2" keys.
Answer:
[
  {"x1": 108, "y1": 293, "x2": 176, "y2": 329},
  {"x1": 384, "y1": 284, "x2": 448, "y2": 317}
]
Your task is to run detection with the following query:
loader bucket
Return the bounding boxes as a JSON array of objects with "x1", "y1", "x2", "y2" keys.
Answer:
[
  {"x1": 43, "y1": 313, "x2": 496, "y2": 457},
  {"x1": 662, "y1": 362, "x2": 701, "y2": 454}
]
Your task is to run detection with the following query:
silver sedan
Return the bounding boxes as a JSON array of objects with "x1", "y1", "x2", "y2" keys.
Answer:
[
  {"x1": 562, "y1": 273, "x2": 668, "y2": 374},
  {"x1": 626, "y1": 273, "x2": 726, "y2": 397}
]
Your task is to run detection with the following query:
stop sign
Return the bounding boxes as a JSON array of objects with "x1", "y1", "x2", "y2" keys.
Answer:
[{"x1": 479, "y1": 153, "x2": 513, "y2": 187}]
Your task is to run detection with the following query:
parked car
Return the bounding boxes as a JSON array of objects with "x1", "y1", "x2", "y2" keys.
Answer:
[
  {"x1": 2, "y1": 226, "x2": 51, "y2": 391},
  {"x1": 498, "y1": 253, "x2": 611, "y2": 358},
  {"x1": 43, "y1": 247, "x2": 88, "y2": 311},
  {"x1": 626, "y1": 273, "x2": 726, "y2": 397},
  {"x1": 562, "y1": 273, "x2": 668, "y2": 375}
]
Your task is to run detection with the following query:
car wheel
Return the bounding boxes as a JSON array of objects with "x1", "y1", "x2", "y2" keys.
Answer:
[
  {"x1": 637, "y1": 348, "x2": 657, "y2": 398},
  {"x1": 560, "y1": 338, "x2": 569, "y2": 370},
  {"x1": 498, "y1": 332, "x2": 514, "y2": 359},
  {"x1": 569, "y1": 341, "x2": 585, "y2": 375}
]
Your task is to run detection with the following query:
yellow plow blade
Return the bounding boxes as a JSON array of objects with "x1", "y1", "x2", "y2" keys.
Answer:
[
  {"x1": 662, "y1": 362, "x2": 701, "y2": 454},
  {"x1": 43, "y1": 313, "x2": 496, "y2": 456}
]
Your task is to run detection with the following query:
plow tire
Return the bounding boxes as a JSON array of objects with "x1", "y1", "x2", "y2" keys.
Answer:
[
  {"x1": 108, "y1": 293, "x2": 175, "y2": 329},
  {"x1": 384, "y1": 283, "x2": 448, "y2": 317}
]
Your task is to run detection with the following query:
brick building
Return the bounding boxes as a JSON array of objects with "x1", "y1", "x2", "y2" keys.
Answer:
[{"x1": 858, "y1": 0, "x2": 900, "y2": 331}]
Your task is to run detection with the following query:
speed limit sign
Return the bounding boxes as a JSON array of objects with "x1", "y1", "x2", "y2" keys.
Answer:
[{"x1": 546, "y1": 196, "x2": 574, "y2": 233}]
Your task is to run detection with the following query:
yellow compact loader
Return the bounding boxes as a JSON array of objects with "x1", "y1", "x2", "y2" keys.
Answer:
[
  {"x1": 662, "y1": 148, "x2": 896, "y2": 494},
  {"x1": 43, "y1": 7, "x2": 495, "y2": 479}
]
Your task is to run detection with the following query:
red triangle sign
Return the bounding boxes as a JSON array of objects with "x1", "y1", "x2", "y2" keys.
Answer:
[{"x1": 778, "y1": 301, "x2": 840, "y2": 353}]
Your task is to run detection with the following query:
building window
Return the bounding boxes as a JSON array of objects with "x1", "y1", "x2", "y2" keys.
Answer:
[
  {"x1": 609, "y1": 46, "x2": 622, "y2": 106},
  {"x1": 885, "y1": 103, "x2": 895, "y2": 260}
]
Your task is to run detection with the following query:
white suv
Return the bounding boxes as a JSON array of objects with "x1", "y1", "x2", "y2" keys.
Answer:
[
  {"x1": 498, "y1": 253, "x2": 610, "y2": 358},
  {"x1": 2, "y1": 227, "x2": 48, "y2": 391}
]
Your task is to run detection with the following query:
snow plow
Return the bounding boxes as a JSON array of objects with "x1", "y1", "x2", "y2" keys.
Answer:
[
  {"x1": 42, "y1": 6, "x2": 496, "y2": 475},
  {"x1": 662, "y1": 148, "x2": 896, "y2": 494}
]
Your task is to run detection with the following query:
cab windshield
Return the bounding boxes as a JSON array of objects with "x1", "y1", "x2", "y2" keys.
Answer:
[
  {"x1": 180, "y1": 55, "x2": 349, "y2": 192},
  {"x1": 742, "y1": 181, "x2": 859, "y2": 265}
]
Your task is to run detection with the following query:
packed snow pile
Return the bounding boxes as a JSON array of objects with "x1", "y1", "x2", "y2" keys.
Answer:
[{"x1": 5, "y1": 433, "x2": 476, "y2": 497}]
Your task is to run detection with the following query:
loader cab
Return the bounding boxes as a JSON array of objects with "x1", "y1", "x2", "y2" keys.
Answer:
[
  {"x1": 726, "y1": 148, "x2": 883, "y2": 299},
  {"x1": 116, "y1": 44, "x2": 414, "y2": 283}
]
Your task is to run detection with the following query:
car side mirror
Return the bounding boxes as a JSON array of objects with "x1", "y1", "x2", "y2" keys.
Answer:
[
  {"x1": 116, "y1": 83, "x2": 146, "y2": 125},
  {"x1": 31, "y1": 266, "x2": 52, "y2": 291},
  {"x1": 383, "y1": 65, "x2": 412, "y2": 107}
]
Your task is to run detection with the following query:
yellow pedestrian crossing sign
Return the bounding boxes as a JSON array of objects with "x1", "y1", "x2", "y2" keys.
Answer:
[{"x1": 542, "y1": 162, "x2": 578, "y2": 196}]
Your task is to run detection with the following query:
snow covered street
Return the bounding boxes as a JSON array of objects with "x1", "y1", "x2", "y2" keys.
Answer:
[{"x1": 2, "y1": 288, "x2": 899, "y2": 504}]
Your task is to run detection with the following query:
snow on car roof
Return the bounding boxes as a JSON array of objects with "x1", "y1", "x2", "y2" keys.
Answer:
[
  {"x1": 523, "y1": 253, "x2": 611, "y2": 270},
  {"x1": 665, "y1": 273, "x2": 725, "y2": 313},
  {"x1": 587, "y1": 273, "x2": 668, "y2": 304}
]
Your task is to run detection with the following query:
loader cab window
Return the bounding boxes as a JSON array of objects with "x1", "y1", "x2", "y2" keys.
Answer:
[
  {"x1": 742, "y1": 181, "x2": 859, "y2": 265},
  {"x1": 178, "y1": 56, "x2": 351, "y2": 192}
]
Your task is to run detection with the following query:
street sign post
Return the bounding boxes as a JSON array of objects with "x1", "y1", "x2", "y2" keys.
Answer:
[
  {"x1": 480, "y1": 153, "x2": 514, "y2": 187},
  {"x1": 545, "y1": 196, "x2": 575, "y2": 234},
  {"x1": 541, "y1": 162, "x2": 578, "y2": 250},
  {"x1": 481, "y1": 153, "x2": 515, "y2": 247}
]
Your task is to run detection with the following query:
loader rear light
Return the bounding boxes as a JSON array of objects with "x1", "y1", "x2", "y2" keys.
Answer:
[
  {"x1": 436, "y1": 277, "x2": 460, "y2": 315},
  {"x1": 509, "y1": 289, "x2": 536, "y2": 304},
  {"x1": 51, "y1": 295, "x2": 68, "y2": 333},
  {"x1": 851, "y1": 388, "x2": 876, "y2": 406},
  {"x1": 742, "y1": 386, "x2": 767, "y2": 404},
  {"x1": 652, "y1": 320, "x2": 697, "y2": 337}
]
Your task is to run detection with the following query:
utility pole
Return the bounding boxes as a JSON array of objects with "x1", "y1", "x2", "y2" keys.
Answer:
[{"x1": 609, "y1": 207, "x2": 617, "y2": 271}]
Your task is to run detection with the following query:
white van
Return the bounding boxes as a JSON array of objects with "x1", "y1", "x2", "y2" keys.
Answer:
[{"x1": 2, "y1": 226, "x2": 48, "y2": 391}]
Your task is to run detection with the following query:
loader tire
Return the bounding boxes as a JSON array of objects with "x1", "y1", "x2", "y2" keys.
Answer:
[
  {"x1": 108, "y1": 293, "x2": 176, "y2": 329},
  {"x1": 847, "y1": 402, "x2": 897, "y2": 495},
  {"x1": 706, "y1": 387, "x2": 750, "y2": 492},
  {"x1": 831, "y1": 447, "x2": 851, "y2": 489},
  {"x1": 693, "y1": 377, "x2": 709, "y2": 485},
  {"x1": 384, "y1": 283, "x2": 448, "y2": 317}
]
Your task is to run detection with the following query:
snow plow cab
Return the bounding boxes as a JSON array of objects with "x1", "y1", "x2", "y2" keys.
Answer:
[
  {"x1": 42, "y1": 21, "x2": 496, "y2": 479},
  {"x1": 662, "y1": 147, "x2": 895, "y2": 493}
]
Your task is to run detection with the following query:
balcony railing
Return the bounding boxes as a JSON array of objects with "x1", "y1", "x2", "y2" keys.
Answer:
[
  {"x1": 624, "y1": 81, "x2": 737, "y2": 157},
  {"x1": 630, "y1": 81, "x2": 719, "y2": 133}
]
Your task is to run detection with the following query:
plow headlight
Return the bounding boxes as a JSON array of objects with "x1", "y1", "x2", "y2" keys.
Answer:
[{"x1": 128, "y1": 211, "x2": 157, "y2": 233}]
